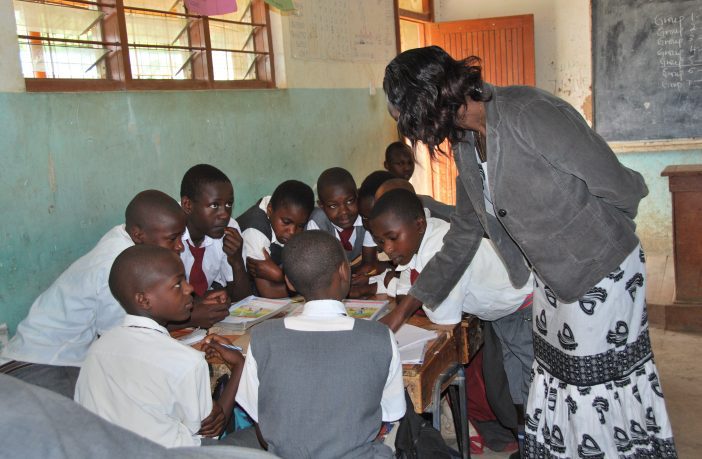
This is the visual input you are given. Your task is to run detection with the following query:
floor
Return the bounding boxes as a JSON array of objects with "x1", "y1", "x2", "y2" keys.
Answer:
[{"x1": 453, "y1": 254, "x2": 700, "y2": 458}]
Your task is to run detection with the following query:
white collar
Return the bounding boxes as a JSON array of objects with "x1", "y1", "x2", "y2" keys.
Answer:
[
  {"x1": 182, "y1": 225, "x2": 215, "y2": 248},
  {"x1": 395, "y1": 218, "x2": 438, "y2": 272},
  {"x1": 330, "y1": 215, "x2": 362, "y2": 232},
  {"x1": 121, "y1": 314, "x2": 169, "y2": 335},
  {"x1": 258, "y1": 195, "x2": 281, "y2": 246},
  {"x1": 301, "y1": 299, "x2": 347, "y2": 317}
]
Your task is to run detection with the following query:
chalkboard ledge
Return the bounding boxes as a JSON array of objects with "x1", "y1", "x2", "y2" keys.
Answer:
[{"x1": 609, "y1": 138, "x2": 702, "y2": 154}]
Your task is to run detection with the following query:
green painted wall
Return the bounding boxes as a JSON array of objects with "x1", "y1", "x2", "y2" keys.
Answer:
[
  {"x1": 1, "y1": 87, "x2": 699, "y2": 336},
  {"x1": 0, "y1": 88, "x2": 397, "y2": 334},
  {"x1": 620, "y1": 150, "x2": 702, "y2": 256}
]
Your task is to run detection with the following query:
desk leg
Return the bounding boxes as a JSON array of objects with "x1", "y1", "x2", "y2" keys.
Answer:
[{"x1": 431, "y1": 363, "x2": 470, "y2": 459}]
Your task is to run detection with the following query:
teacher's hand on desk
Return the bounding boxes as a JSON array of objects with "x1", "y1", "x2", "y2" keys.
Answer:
[{"x1": 379, "y1": 294, "x2": 423, "y2": 333}]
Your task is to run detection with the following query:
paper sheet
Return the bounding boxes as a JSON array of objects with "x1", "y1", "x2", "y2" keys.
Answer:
[{"x1": 395, "y1": 323, "x2": 437, "y2": 350}]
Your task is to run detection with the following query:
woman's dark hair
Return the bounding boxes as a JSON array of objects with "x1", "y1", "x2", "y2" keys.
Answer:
[{"x1": 383, "y1": 46, "x2": 487, "y2": 158}]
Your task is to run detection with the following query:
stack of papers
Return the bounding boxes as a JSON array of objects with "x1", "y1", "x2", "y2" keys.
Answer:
[
  {"x1": 218, "y1": 296, "x2": 292, "y2": 331},
  {"x1": 395, "y1": 324, "x2": 437, "y2": 364}
]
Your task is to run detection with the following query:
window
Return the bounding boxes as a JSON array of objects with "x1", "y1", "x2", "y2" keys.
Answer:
[{"x1": 13, "y1": 0, "x2": 274, "y2": 91}]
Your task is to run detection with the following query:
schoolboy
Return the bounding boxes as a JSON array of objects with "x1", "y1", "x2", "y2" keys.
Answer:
[
  {"x1": 235, "y1": 231, "x2": 405, "y2": 458},
  {"x1": 308, "y1": 166, "x2": 383, "y2": 298},
  {"x1": 180, "y1": 164, "x2": 251, "y2": 327},
  {"x1": 358, "y1": 170, "x2": 395, "y2": 232},
  {"x1": 75, "y1": 245, "x2": 244, "y2": 448},
  {"x1": 384, "y1": 141, "x2": 416, "y2": 181},
  {"x1": 237, "y1": 180, "x2": 314, "y2": 298},
  {"x1": 0, "y1": 190, "x2": 186, "y2": 398},
  {"x1": 371, "y1": 189, "x2": 534, "y2": 412}
]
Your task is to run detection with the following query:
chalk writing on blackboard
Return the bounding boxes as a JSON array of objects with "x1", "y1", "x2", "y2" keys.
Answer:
[{"x1": 656, "y1": 12, "x2": 702, "y2": 90}]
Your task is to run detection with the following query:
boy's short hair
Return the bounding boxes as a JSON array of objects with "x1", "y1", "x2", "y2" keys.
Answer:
[
  {"x1": 359, "y1": 170, "x2": 395, "y2": 201},
  {"x1": 370, "y1": 188, "x2": 424, "y2": 223},
  {"x1": 109, "y1": 245, "x2": 178, "y2": 314},
  {"x1": 124, "y1": 190, "x2": 183, "y2": 232},
  {"x1": 180, "y1": 164, "x2": 231, "y2": 199},
  {"x1": 282, "y1": 230, "x2": 346, "y2": 297},
  {"x1": 270, "y1": 180, "x2": 315, "y2": 214},
  {"x1": 384, "y1": 141, "x2": 415, "y2": 163},
  {"x1": 316, "y1": 167, "x2": 357, "y2": 197}
]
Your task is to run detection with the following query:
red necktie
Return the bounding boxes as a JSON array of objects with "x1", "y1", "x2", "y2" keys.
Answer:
[
  {"x1": 187, "y1": 241, "x2": 208, "y2": 297},
  {"x1": 410, "y1": 269, "x2": 420, "y2": 285},
  {"x1": 337, "y1": 228, "x2": 354, "y2": 251}
]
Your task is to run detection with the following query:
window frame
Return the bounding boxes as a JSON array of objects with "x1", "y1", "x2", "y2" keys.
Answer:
[{"x1": 17, "y1": 0, "x2": 275, "y2": 92}]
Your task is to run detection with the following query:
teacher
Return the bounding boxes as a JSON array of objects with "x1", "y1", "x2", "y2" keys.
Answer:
[{"x1": 380, "y1": 46, "x2": 676, "y2": 458}]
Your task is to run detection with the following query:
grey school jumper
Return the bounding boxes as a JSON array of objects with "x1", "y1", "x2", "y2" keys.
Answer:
[
  {"x1": 309, "y1": 207, "x2": 366, "y2": 261},
  {"x1": 251, "y1": 318, "x2": 394, "y2": 458}
]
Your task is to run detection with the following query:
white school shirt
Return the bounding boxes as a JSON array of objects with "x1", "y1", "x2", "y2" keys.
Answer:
[
  {"x1": 395, "y1": 218, "x2": 533, "y2": 323},
  {"x1": 236, "y1": 299, "x2": 406, "y2": 422},
  {"x1": 74, "y1": 315, "x2": 212, "y2": 448},
  {"x1": 306, "y1": 215, "x2": 376, "y2": 247},
  {"x1": 181, "y1": 218, "x2": 241, "y2": 288},
  {"x1": 1, "y1": 225, "x2": 133, "y2": 367},
  {"x1": 240, "y1": 196, "x2": 283, "y2": 262}
]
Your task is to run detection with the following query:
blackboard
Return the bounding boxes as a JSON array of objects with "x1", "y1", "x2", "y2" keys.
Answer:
[{"x1": 593, "y1": 0, "x2": 702, "y2": 141}]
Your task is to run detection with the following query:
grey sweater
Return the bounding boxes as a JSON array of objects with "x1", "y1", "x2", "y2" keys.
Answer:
[
  {"x1": 411, "y1": 84, "x2": 648, "y2": 306},
  {"x1": 251, "y1": 318, "x2": 394, "y2": 458}
]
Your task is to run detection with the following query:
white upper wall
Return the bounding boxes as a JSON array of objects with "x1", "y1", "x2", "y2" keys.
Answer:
[
  {"x1": 436, "y1": 0, "x2": 592, "y2": 121},
  {"x1": 269, "y1": 7, "x2": 393, "y2": 90},
  {"x1": 0, "y1": 0, "x2": 25, "y2": 92}
]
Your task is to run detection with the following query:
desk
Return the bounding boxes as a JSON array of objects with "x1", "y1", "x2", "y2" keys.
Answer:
[{"x1": 199, "y1": 311, "x2": 483, "y2": 414}]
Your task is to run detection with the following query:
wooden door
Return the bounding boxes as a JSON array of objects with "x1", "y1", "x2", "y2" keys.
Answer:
[{"x1": 420, "y1": 14, "x2": 535, "y2": 204}]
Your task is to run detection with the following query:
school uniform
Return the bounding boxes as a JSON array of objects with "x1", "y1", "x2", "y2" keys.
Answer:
[
  {"x1": 395, "y1": 217, "x2": 532, "y2": 323},
  {"x1": 236, "y1": 300, "x2": 405, "y2": 458},
  {"x1": 307, "y1": 208, "x2": 375, "y2": 262},
  {"x1": 0, "y1": 224, "x2": 134, "y2": 397},
  {"x1": 74, "y1": 314, "x2": 212, "y2": 448},
  {"x1": 237, "y1": 196, "x2": 283, "y2": 266},
  {"x1": 181, "y1": 217, "x2": 241, "y2": 295}
]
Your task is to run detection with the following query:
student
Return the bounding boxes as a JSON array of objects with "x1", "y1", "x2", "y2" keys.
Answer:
[
  {"x1": 180, "y1": 164, "x2": 251, "y2": 327},
  {"x1": 0, "y1": 190, "x2": 187, "y2": 399},
  {"x1": 237, "y1": 180, "x2": 314, "y2": 298},
  {"x1": 358, "y1": 170, "x2": 396, "y2": 232},
  {"x1": 383, "y1": 144, "x2": 455, "y2": 222},
  {"x1": 383, "y1": 141, "x2": 415, "y2": 181},
  {"x1": 234, "y1": 231, "x2": 405, "y2": 457},
  {"x1": 370, "y1": 190, "x2": 534, "y2": 423},
  {"x1": 377, "y1": 177, "x2": 455, "y2": 223},
  {"x1": 308, "y1": 167, "x2": 379, "y2": 276},
  {"x1": 74, "y1": 245, "x2": 245, "y2": 448}
]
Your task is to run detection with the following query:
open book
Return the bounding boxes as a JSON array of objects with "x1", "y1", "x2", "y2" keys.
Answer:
[
  {"x1": 342, "y1": 299, "x2": 390, "y2": 320},
  {"x1": 217, "y1": 295, "x2": 292, "y2": 331}
]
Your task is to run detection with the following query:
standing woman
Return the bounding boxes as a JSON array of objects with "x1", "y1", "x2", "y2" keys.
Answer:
[{"x1": 381, "y1": 46, "x2": 676, "y2": 458}]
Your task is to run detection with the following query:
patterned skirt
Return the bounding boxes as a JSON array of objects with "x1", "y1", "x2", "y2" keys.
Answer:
[{"x1": 524, "y1": 245, "x2": 677, "y2": 458}]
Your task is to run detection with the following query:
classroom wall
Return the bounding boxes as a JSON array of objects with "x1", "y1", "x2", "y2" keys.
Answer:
[
  {"x1": 0, "y1": 5, "x2": 398, "y2": 335},
  {"x1": 436, "y1": 0, "x2": 702, "y2": 256}
]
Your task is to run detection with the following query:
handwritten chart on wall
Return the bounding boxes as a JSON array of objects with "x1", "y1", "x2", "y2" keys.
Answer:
[
  {"x1": 289, "y1": 0, "x2": 396, "y2": 62},
  {"x1": 593, "y1": 0, "x2": 702, "y2": 141}
]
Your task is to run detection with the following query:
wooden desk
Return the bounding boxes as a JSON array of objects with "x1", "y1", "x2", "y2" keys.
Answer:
[
  {"x1": 193, "y1": 309, "x2": 483, "y2": 414},
  {"x1": 403, "y1": 314, "x2": 481, "y2": 412}
]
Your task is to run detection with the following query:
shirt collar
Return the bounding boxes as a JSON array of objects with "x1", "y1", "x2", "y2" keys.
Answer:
[
  {"x1": 396, "y1": 218, "x2": 437, "y2": 271},
  {"x1": 258, "y1": 195, "x2": 281, "y2": 246},
  {"x1": 301, "y1": 299, "x2": 347, "y2": 317},
  {"x1": 330, "y1": 214, "x2": 362, "y2": 232},
  {"x1": 121, "y1": 314, "x2": 169, "y2": 335},
  {"x1": 182, "y1": 225, "x2": 215, "y2": 248}
]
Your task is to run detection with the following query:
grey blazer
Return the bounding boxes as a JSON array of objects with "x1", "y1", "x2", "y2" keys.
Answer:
[{"x1": 411, "y1": 84, "x2": 648, "y2": 306}]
